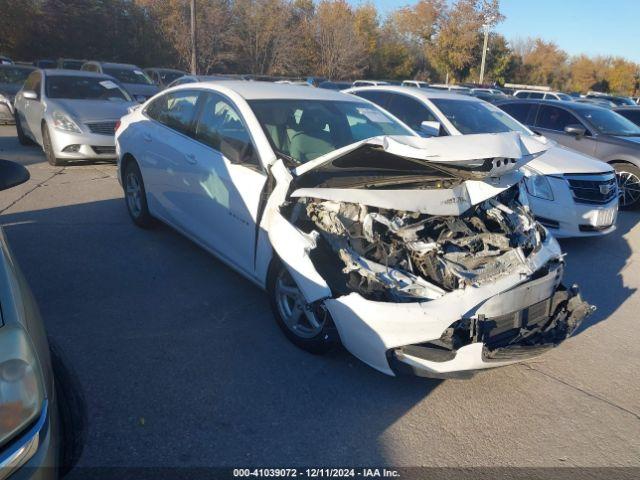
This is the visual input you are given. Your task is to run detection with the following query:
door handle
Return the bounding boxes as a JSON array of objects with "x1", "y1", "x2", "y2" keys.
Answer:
[
  {"x1": 142, "y1": 133, "x2": 152, "y2": 142},
  {"x1": 186, "y1": 153, "x2": 197, "y2": 164}
]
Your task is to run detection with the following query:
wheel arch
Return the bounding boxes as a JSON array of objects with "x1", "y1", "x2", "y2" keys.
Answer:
[{"x1": 119, "y1": 152, "x2": 138, "y2": 186}]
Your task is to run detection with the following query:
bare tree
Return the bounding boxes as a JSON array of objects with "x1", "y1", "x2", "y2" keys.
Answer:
[{"x1": 313, "y1": 0, "x2": 367, "y2": 79}]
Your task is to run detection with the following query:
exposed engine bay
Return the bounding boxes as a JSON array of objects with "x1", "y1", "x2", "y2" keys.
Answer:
[
  {"x1": 266, "y1": 133, "x2": 596, "y2": 375},
  {"x1": 289, "y1": 184, "x2": 545, "y2": 303}
]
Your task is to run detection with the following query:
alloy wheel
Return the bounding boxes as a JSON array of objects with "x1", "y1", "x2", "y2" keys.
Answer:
[
  {"x1": 617, "y1": 171, "x2": 640, "y2": 207},
  {"x1": 275, "y1": 269, "x2": 324, "y2": 339},
  {"x1": 125, "y1": 171, "x2": 143, "y2": 218}
]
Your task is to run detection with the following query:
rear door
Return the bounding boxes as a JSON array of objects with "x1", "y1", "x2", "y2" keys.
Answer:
[
  {"x1": 186, "y1": 91, "x2": 267, "y2": 276},
  {"x1": 533, "y1": 104, "x2": 597, "y2": 156},
  {"x1": 498, "y1": 102, "x2": 538, "y2": 129},
  {"x1": 139, "y1": 89, "x2": 202, "y2": 224}
]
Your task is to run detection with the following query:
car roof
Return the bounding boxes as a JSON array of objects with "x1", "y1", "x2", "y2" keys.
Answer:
[
  {"x1": 42, "y1": 69, "x2": 113, "y2": 79},
  {"x1": 0, "y1": 64, "x2": 35, "y2": 71},
  {"x1": 348, "y1": 85, "x2": 482, "y2": 102},
  {"x1": 147, "y1": 67, "x2": 185, "y2": 73},
  {"x1": 193, "y1": 80, "x2": 358, "y2": 101},
  {"x1": 498, "y1": 98, "x2": 610, "y2": 112},
  {"x1": 92, "y1": 62, "x2": 139, "y2": 69},
  {"x1": 613, "y1": 105, "x2": 640, "y2": 111}
]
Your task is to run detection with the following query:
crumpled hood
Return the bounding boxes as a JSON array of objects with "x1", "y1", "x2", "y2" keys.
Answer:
[
  {"x1": 529, "y1": 145, "x2": 613, "y2": 175},
  {"x1": 49, "y1": 99, "x2": 136, "y2": 123},
  {"x1": 295, "y1": 132, "x2": 549, "y2": 179},
  {"x1": 289, "y1": 132, "x2": 550, "y2": 216}
]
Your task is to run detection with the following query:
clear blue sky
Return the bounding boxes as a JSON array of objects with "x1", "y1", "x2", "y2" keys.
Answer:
[{"x1": 348, "y1": 0, "x2": 640, "y2": 62}]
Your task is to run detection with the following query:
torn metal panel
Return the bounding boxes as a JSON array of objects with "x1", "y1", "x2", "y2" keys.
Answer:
[
  {"x1": 263, "y1": 160, "x2": 332, "y2": 303},
  {"x1": 291, "y1": 171, "x2": 523, "y2": 216},
  {"x1": 294, "y1": 132, "x2": 550, "y2": 179}
]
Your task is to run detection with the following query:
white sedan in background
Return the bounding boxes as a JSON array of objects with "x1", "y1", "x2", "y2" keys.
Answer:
[
  {"x1": 347, "y1": 86, "x2": 618, "y2": 238},
  {"x1": 115, "y1": 82, "x2": 593, "y2": 378}
]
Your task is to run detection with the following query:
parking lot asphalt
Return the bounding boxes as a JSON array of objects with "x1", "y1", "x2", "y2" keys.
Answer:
[{"x1": 1, "y1": 124, "x2": 639, "y2": 469}]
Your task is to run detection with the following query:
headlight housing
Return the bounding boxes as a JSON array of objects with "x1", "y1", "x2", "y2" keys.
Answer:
[
  {"x1": 0, "y1": 326, "x2": 45, "y2": 448},
  {"x1": 523, "y1": 167, "x2": 554, "y2": 201},
  {"x1": 52, "y1": 111, "x2": 81, "y2": 133}
]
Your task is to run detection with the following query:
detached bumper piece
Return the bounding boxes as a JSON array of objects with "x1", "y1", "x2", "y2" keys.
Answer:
[{"x1": 388, "y1": 285, "x2": 594, "y2": 378}]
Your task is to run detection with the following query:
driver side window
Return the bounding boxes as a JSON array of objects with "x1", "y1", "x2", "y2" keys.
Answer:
[{"x1": 194, "y1": 92, "x2": 260, "y2": 169}]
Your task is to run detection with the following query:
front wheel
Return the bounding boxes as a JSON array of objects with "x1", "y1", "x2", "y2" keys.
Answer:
[
  {"x1": 42, "y1": 124, "x2": 64, "y2": 166},
  {"x1": 123, "y1": 160, "x2": 156, "y2": 228},
  {"x1": 267, "y1": 261, "x2": 338, "y2": 354},
  {"x1": 613, "y1": 162, "x2": 640, "y2": 209}
]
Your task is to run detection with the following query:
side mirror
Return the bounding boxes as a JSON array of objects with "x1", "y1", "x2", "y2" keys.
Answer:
[
  {"x1": 22, "y1": 90, "x2": 38, "y2": 100},
  {"x1": 0, "y1": 160, "x2": 30, "y2": 192},
  {"x1": 420, "y1": 120, "x2": 441, "y2": 137},
  {"x1": 564, "y1": 124, "x2": 586, "y2": 138}
]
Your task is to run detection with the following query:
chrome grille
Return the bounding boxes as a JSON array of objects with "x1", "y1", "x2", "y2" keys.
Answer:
[
  {"x1": 86, "y1": 121, "x2": 117, "y2": 135},
  {"x1": 565, "y1": 173, "x2": 618, "y2": 205}
]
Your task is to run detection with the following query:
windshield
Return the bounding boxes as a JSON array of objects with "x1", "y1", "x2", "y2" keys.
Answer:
[
  {"x1": 103, "y1": 67, "x2": 153, "y2": 85},
  {"x1": 249, "y1": 99, "x2": 413, "y2": 164},
  {"x1": 431, "y1": 99, "x2": 531, "y2": 135},
  {"x1": 0, "y1": 67, "x2": 34, "y2": 85},
  {"x1": 46, "y1": 76, "x2": 132, "y2": 101},
  {"x1": 581, "y1": 108, "x2": 640, "y2": 135}
]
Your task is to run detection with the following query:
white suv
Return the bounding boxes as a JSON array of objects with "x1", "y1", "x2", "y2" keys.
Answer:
[
  {"x1": 514, "y1": 89, "x2": 574, "y2": 101},
  {"x1": 347, "y1": 85, "x2": 618, "y2": 238}
]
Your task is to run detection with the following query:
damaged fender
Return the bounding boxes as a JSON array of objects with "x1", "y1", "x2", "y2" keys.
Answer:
[{"x1": 263, "y1": 160, "x2": 331, "y2": 303}]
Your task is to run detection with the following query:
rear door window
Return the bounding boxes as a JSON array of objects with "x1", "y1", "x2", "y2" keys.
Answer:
[
  {"x1": 498, "y1": 102, "x2": 537, "y2": 126},
  {"x1": 352, "y1": 90, "x2": 392, "y2": 109}
]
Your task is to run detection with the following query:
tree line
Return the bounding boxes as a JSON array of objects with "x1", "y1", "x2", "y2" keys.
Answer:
[{"x1": 1, "y1": 0, "x2": 638, "y2": 95}]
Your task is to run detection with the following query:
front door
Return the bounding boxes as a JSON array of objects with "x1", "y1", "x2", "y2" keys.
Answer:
[{"x1": 184, "y1": 91, "x2": 267, "y2": 276}]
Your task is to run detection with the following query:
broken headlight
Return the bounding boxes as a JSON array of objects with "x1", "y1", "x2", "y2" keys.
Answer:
[
  {"x1": 0, "y1": 327, "x2": 44, "y2": 448},
  {"x1": 523, "y1": 167, "x2": 554, "y2": 201}
]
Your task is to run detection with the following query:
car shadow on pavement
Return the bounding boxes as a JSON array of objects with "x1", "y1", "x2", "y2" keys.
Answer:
[
  {"x1": 0, "y1": 198, "x2": 441, "y2": 469},
  {"x1": 558, "y1": 210, "x2": 637, "y2": 335},
  {"x1": 0, "y1": 127, "x2": 45, "y2": 166}
]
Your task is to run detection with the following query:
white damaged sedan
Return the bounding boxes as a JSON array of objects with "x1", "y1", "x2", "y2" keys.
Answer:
[{"x1": 116, "y1": 82, "x2": 594, "y2": 378}]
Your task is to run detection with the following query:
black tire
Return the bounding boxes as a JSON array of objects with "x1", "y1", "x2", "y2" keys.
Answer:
[
  {"x1": 267, "y1": 259, "x2": 338, "y2": 354},
  {"x1": 15, "y1": 113, "x2": 34, "y2": 146},
  {"x1": 41, "y1": 124, "x2": 64, "y2": 166},
  {"x1": 123, "y1": 159, "x2": 156, "y2": 228},
  {"x1": 613, "y1": 162, "x2": 640, "y2": 210},
  {"x1": 49, "y1": 340, "x2": 87, "y2": 477}
]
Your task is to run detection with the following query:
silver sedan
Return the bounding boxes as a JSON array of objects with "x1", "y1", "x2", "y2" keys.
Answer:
[{"x1": 13, "y1": 70, "x2": 136, "y2": 166}]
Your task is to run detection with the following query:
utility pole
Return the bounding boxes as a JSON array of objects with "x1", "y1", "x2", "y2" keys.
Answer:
[
  {"x1": 479, "y1": 23, "x2": 490, "y2": 85},
  {"x1": 190, "y1": 0, "x2": 197, "y2": 75}
]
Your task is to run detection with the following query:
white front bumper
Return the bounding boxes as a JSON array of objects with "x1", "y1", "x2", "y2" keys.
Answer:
[{"x1": 323, "y1": 236, "x2": 566, "y2": 377}]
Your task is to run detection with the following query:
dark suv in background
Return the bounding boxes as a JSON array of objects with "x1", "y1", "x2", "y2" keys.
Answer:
[{"x1": 498, "y1": 99, "x2": 640, "y2": 208}]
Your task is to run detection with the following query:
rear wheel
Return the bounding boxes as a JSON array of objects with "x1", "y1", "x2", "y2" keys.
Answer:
[
  {"x1": 42, "y1": 124, "x2": 64, "y2": 166},
  {"x1": 613, "y1": 162, "x2": 640, "y2": 209},
  {"x1": 123, "y1": 160, "x2": 156, "y2": 228},
  {"x1": 15, "y1": 113, "x2": 34, "y2": 145},
  {"x1": 267, "y1": 261, "x2": 338, "y2": 354}
]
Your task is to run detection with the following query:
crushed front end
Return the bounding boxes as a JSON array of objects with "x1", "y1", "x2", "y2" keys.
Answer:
[{"x1": 267, "y1": 133, "x2": 595, "y2": 377}]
